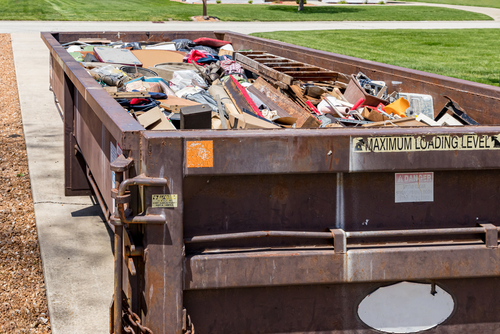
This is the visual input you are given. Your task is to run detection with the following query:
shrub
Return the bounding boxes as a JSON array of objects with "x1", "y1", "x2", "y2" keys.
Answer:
[
  {"x1": 296, "y1": 0, "x2": 307, "y2": 3},
  {"x1": 248, "y1": 0, "x2": 253, "y2": 3}
]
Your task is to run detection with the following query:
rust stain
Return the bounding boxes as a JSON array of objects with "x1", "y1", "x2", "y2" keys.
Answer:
[{"x1": 186, "y1": 140, "x2": 213, "y2": 168}]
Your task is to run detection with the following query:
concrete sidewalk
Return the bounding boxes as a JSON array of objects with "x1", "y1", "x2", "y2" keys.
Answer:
[{"x1": 2, "y1": 19, "x2": 500, "y2": 34}]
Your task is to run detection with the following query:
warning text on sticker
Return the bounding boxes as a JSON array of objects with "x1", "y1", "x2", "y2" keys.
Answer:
[
  {"x1": 395, "y1": 172, "x2": 433, "y2": 203},
  {"x1": 353, "y1": 134, "x2": 500, "y2": 153},
  {"x1": 152, "y1": 194, "x2": 178, "y2": 208}
]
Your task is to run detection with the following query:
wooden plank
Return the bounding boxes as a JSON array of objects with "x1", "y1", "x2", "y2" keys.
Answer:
[
  {"x1": 275, "y1": 67, "x2": 322, "y2": 72},
  {"x1": 110, "y1": 91, "x2": 148, "y2": 98},
  {"x1": 252, "y1": 77, "x2": 320, "y2": 128},
  {"x1": 235, "y1": 53, "x2": 294, "y2": 85},
  {"x1": 266, "y1": 62, "x2": 307, "y2": 67},
  {"x1": 157, "y1": 96, "x2": 201, "y2": 113},
  {"x1": 283, "y1": 71, "x2": 339, "y2": 79}
]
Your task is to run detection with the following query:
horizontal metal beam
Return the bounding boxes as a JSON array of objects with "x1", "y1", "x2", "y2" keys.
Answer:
[{"x1": 184, "y1": 245, "x2": 500, "y2": 290}]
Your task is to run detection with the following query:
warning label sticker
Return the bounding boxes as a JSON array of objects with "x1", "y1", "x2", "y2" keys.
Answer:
[
  {"x1": 395, "y1": 172, "x2": 433, "y2": 203},
  {"x1": 352, "y1": 134, "x2": 500, "y2": 153},
  {"x1": 152, "y1": 194, "x2": 178, "y2": 208}
]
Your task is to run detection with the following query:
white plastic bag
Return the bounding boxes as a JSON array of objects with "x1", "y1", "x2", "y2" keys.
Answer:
[{"x1": 169, "y1": 70, "x2": 207, "y2": 92}]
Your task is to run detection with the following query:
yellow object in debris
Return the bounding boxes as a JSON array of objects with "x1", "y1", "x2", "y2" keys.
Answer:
[{"x1": 385, "y1": 97, "x2": 410, "y2": 117}]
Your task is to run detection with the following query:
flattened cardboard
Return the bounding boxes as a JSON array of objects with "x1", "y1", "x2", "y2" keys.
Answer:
[
  {"x1": 229, "y1": 112, "x2": 280, "y2": 129},
  {"x1": 136, "y1": 107, "x2": 176, "y2": 130},
  {"x1": 131, "y1": 50, "x2": 185, "y2": 68}
]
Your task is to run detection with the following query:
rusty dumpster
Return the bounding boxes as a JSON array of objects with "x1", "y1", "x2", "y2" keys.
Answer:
[{"x1": 42, "y1": 30, "x2": 500, "y2": 334}]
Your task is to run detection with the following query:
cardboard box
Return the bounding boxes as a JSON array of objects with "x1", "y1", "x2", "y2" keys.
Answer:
[{"x1": 137, "y1": 107, "x2": 176, "y2": 130}]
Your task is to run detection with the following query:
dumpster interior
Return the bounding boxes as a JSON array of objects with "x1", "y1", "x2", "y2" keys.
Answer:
[{"x1": 61, "y1": 36, "x2": 483, "y2": 131}]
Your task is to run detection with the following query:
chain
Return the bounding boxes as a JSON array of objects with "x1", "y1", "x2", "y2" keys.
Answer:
[
  {"x1": 122, "y1": 298, "x2": 153, "y2": 334},
  {"x1": 184, "y1": 312, "x2": 195, "y2": 334}
]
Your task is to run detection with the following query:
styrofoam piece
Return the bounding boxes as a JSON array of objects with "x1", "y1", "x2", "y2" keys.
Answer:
[
  {"x1": 67, "y1": 45, "x2": 82, "y2": 52},
  {"x1": 399, "y1": 93, "x2": 434, "y2": 119},
  {"x1": 416, "y1": 114, "x2": 440, "y2": 126},
  {"x1": 220, "y1": 44, "x2": 234, "y2": 51},
  {"x1": 145, "y1": 42, "x2": 176, "y2": 51},
  {"x1": 435, "y1": 113, "x2": 463, "y2": 126}
]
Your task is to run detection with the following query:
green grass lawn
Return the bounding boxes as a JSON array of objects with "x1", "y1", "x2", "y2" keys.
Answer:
[
  {"x1": 396, "y1": 0, "x2": 500, "y2": 9},
  {"x1": 251, "y1": 29, "x2": 500, "y2": 86},
  {"x1": 0, "y1": 0, "x2": 491, "y2": 21}
]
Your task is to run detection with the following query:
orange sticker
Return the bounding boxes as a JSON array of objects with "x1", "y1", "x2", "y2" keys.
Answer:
[{"x1": 186, "y1": 141, "x2": 213, "y2": 168}]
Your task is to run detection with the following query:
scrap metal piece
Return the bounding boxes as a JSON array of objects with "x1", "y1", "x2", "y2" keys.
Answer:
[{"x1": 435, "y1": 96, "x2": 479, "y2": 125}]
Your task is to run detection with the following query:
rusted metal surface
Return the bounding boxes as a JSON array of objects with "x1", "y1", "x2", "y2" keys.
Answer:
[
  {"x1": 184, "y1": 278, "x2": 500, "y2": 333},
  {"x1": 42, "y1": 30, "x2": 500, "y2": 334}
]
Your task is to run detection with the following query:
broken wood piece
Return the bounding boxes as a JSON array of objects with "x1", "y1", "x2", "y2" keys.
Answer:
[
  {"x1": 333, "y1": 88, "x2": 349, "y2": 103},
  {"x1": 362, "y1": 117, "x2": 428, "y2": 128},
  {"x1": 223, "y1": 75, "x2": 263, "y2": 117},
  {"x1": 246, "y1": 85, "x2": 297, "y2": 126},
  {"x1": 157, "y1": 96, "x2": 201, "y2": 113},
  {"x1": 110, "y1": 91, "x2": 148, "y2": 98},
  {"x1": 252, "y1": 77, "x2": 319, "y2": 128}
]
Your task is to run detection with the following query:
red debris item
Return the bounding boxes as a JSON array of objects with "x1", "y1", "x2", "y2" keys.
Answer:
[
  {"x1": 230, "y1": 75, "x2": 263, "y2": 118},
  {"x1": 350, "y1": 98, "x2": 365, "y2": 111},
  {"x1": 184, "y1": 49, "x2": 212, "y2": 65},
  {"x1": 130, "y1": 98, "x2": 150, "y2": 105},
  {"x1": 193, "y1": 37, "x2": 231, "y2": 48},
  {"x1": 306, "y1": 100, "x2": 322, "y2": 115}
]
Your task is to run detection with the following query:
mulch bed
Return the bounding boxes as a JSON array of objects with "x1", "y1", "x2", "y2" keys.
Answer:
[{"x1": 0, "y1": 34, "x2": 51, "y2": 334}]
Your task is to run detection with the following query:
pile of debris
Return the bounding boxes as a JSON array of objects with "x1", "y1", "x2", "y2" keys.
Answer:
[{"x1": 64, "y1": 37, "x2": 479, "y2": 131}]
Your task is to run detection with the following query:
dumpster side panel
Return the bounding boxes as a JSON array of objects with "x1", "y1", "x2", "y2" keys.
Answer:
[{"x1": 183, "y1": 278, "x2": 500, "y2": 334}]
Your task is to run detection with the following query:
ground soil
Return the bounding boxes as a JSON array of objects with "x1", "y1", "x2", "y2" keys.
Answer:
[{"x1": 0, "y1": 34, "x2": 51, "y2": 334}]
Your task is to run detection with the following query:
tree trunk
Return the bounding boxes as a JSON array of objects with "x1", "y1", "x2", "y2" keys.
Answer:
[
  {"x1": 203, "y1": 0, "x2": 208, "y2": 19},
  {"x1": 298, "y1": 0, "x2": 304, "y2": 11}
]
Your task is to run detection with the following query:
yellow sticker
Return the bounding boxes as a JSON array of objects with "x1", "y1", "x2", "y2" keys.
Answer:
[
  {"x1": 186, "y1": 140, "x2": 213, "y2": 168},
  {"x1": 352, "y1": 134, "x2": 500, "y2": 153},
  {"x1": 152, "y1": 194, "x2": 178, "y2": 208}
]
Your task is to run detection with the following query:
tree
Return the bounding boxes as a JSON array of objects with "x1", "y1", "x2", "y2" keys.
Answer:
[
  {"x1": 203, "y1": 0, "x2": 208, "y2": 19},
  {"x1": 298, "y1": 0, "x2": 304, "y2": 11}
]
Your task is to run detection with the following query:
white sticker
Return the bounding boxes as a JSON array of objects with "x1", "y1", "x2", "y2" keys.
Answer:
[
  {"x1": 395, "y1": 172, "x2": 433, "y2": 203},
  {"x1": 110, "y1": 142, "x2": 117, "y2": 210},
  {"x1": 110, "y1": 142, "x2": 117, "y2": 163}
]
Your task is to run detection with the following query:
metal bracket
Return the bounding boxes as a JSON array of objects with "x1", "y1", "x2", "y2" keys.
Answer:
[
  {"x1": 480, "y1": 223, "x2": 499, "y2": 248},
  {"x1": 112, "y1": 174, "x2": 169, "y2": 225},
  {"x1": 110, "y1": 154, "x2": 134, "y2": 172},
  {"x1": 330, "y1": 229, "x2": 346, "y2": 254}
]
